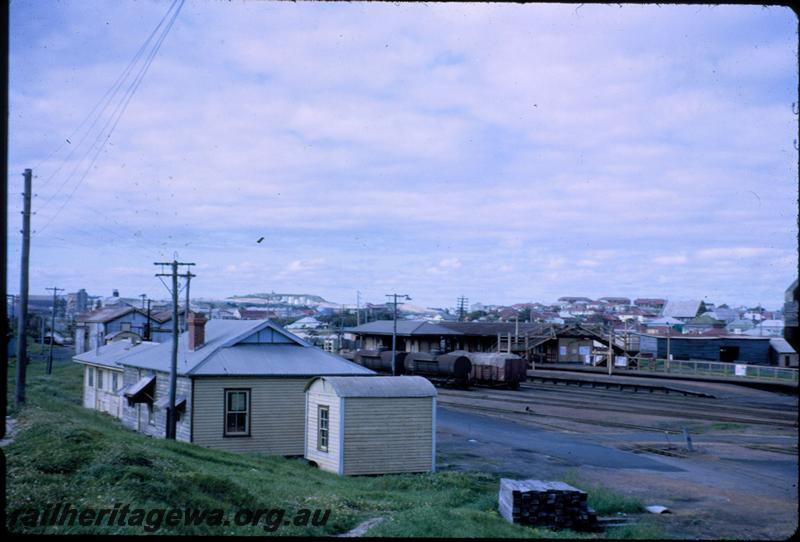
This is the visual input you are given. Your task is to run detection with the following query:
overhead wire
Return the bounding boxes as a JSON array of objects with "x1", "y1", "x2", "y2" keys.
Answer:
[
  {"x1": 35, "y1": 0, "x2": 185, "y2": 237},
  {"x1": 32, "y1": 0, "x2": 181, "y2": 192}
]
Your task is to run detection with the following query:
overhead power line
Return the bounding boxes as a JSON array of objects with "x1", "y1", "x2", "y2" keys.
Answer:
[
  {"x1": 35, "y1": 0, "x2": 186, "y2": 236},
  {"x1": 32, "y1": 0, "x2": 181, "y2": 190}
]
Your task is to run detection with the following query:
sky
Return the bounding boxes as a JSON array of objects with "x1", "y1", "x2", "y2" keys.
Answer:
[{"x1": 7, "y1": 1, "x2": 799, "y2": 310}]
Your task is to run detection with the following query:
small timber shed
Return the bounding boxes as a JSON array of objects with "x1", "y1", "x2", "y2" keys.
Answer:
[{"x1": 304, "y1": 376, "x2": 437, "y2": 476}]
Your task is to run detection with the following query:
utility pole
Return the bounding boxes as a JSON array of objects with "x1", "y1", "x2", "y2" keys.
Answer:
[
  {"x1": 45, "y1": 286, "x2": 63, "y2": 374},
  {"x1": 15, "y1": 169, "x2": 32, "y2": 407},
  {"x1": 7, "y1": 294, "x2": 16, "y2": 326},
  {"x1": 666, "y1": 329, "x2": 671, "y2": 373},
  {"x1": 144, "y1": 298, "x2": 152, "y2": 341},
  {"x1": 184, "y1": 270, "x2": 194, "y2": 333},
  {"x1": 457, "y1": 296, "x2": 468, "y2": 322},
  {"x1": 155, "y1": 260, "x2": 195, "y2": 439},
  {"x1": 607, "y1": 329, "x2": 614, "y2": 376},
  {"x1": 140, "y1": 293, "x2": 147, "y2": 311},
  {"x1": 386, "y1": 293, "x2": 411, "y2": 375}
]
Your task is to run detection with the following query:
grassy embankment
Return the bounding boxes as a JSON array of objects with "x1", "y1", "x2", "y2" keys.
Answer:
[{"x1": 5, "y1": 357, "x2": 661, "y2": 537}]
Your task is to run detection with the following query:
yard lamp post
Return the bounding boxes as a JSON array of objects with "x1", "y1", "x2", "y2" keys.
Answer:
[{"x1": 386, "y1": 293, "x2": 411, "y2": 375}]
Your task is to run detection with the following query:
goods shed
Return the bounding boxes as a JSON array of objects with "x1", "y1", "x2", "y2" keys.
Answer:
[{"x1": 304, "y1": 376, "x2": 437, "y2": 476}]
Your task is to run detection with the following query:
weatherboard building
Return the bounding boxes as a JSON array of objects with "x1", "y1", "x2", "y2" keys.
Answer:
[{"x1": 73, "y1": 314, "x2": 373, "y2": 455}]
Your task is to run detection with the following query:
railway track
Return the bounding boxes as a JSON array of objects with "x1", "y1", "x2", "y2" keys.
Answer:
[
  {"x1": 460, "y1": 390, "x2": 797, "y2": 424},
  {"x1": 437, "y1": 386, "x2": 798, "y2": 430},
  {"x1": 516, "y1": 383, "x2": 798, "y2": 422}
]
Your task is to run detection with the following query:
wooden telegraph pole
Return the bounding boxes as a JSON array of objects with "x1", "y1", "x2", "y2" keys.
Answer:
[
  {"x1": 15, "y1": 169, "x2": 32, "y2": 407},
  {"x1": 385, "y1": 293, "x2": 410, "y2": 375},
  {"x1": 155, "y1": 260, "x2": 195, "y2": 439},
  {"x1": 45, "y1": 286, "x2": 63, "y2": 374},
  {"x1": 184, "y1": 270, "x2": 194, "y2": 332}
]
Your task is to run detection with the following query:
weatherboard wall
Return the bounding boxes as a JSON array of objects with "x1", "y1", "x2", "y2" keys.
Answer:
[
  {"x1": 191, "y1": 377, "x2": 309, "y2": 455},
  {"x1": 342, "y1": 397, "x2": 434, "y2": 476},
  {"x1": 120, "y1": 366, "x2": 192, "y2": 442},
  {"x1": 304, "y1": 381, "x2": 342, "y2": 474}
]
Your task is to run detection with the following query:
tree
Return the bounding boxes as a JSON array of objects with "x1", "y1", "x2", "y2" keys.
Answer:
[{"x1": 466, "y1": 310, "x2": 487, "y2": 321}]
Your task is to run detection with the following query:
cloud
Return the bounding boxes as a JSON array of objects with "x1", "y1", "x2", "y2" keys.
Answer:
[
  {"x1": 427, "y1": 257, "x2": 462, "y2": 275},
  {"x1": 653, "y1": 255, "x2": 689, "y2": 266},
  {"x1": 6, "y1": 2, "x2": 797, "y2": 307}
]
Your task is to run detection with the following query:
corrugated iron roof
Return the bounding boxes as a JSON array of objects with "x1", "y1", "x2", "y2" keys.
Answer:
[
  {"x1": 76, "y1": 305, "x2": 136, "y2": 323},
  {"x1": 306, "y1": 375, "x2": 436, "y2": 398},
  {"x1": 118, "y1": 319, "x2": 374, "y2": 377},
  {"x1": 195, "y1": 344, "x2": 374, "y2": 376},
  {"x1": 662, "y1": 300, "x2": 703, "y2": 319},
  {"x1": 345, "y1": 320, "x2": 462, "y2": 336},
  {"x1": 72, "y1": 339, "x2": 160, "y2": 369},
  {"x1": 769, "y1": 338, "x2": 796, "y2": 354},
  {"x1": 346, "y1": 320, "x2": 553, "y2": 337}
]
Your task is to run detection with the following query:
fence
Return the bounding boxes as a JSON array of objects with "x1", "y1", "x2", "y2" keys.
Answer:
[{"x1": 628, "y1": 357, "x2": 799, "y2": 383}]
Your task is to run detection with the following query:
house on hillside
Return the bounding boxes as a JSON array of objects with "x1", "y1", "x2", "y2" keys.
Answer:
[
  {"x1": 682, "y1": 313, "x2": 727, "y2": 334},
  {"x1": 727, "y1": 318, "x2": 755, "y2": 334},
  {"x1": 633, "y1": 298, "x2": 667, "y2": 315},
  {"x1": 662, "y1": 299, "x2": 706, "y2": 322},
  {"x1": 76, "y1": 314, "x2": 374, "y2": 455},
  {"x1": 743, "y1": 319, "x2": 785, "y2": 337},
  {"x1": 287, "y1": 316, "x2": 324, "y2": 331},
  {"x1": 74, "y1": 305, "x2": 176, "y2": 354},
  {"x1": 73, "y1": 339, "x2": 160, "y2": 418}
]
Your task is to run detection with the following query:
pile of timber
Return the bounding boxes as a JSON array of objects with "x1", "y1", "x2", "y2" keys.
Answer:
[{"x1": 498, "y1": 479, "x2": 599, "y2": 531}]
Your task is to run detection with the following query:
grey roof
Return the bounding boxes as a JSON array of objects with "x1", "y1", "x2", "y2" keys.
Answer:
[
  {"x1": 711, "y1": 307, "x2": 739, "y2": 323},
  {"x1": 438, "y1": 321, "x2": 552, "y2": 337},
  {"x1": 118, "y1": 319, "x2": 374, "y2": 377},
  {"x1": 306, "y1": 375, "x2": 436, "y2": 398},
  {"x1": 77, "y1": 305, "x2": 137, "y2": 323},
  {"x1": 345, "y1": 320, "x2": 463, "y2": 336},
  {"x1": 769, "y1": 338, "x2": 796, "y2": 354},
  {"x1": 193, "y1": 344, "x2": 374, "y2": 376},
  {"x1": 727, "y1": 318, "x2": 754, "y2": 330},
  {"x1": 644, "y1": 316, "x2": 683, "y2": 326},
  {"x1": 345, "y1": 319, "x2": 551, "y2": 337},
  {"x1": 73, "y1": 339, "x2": 160, "y2": 369},
  {"x1": 662, "y1": 300, "x2": 703, "y2": 319}
]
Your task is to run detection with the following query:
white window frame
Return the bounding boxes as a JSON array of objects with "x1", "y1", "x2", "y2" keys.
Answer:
[
  {"x1": 317, "y1": 405, "x2": 329, "y2": 452},
  {"x1": 88, "y1": 367, "x2": 94, "y2": 387},
  {"x1": 97, "y1": 369, "x2": 104, "y2": 390},
  {"x1": 224, "y1": 389, "x2": 251, "y2": 437}
]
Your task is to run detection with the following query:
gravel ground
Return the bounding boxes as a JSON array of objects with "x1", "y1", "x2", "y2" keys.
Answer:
[{"x1": 436, "y1": 379, "x2": 798, "y2": 540}]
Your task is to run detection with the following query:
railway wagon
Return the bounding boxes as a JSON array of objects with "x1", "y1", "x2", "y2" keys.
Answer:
[
  {"x1": 352, "y1": 349, "x2": 408, "y2": 375},
  {"x1": 404, "y1": 352, "x2": 472, "y2": 388},
  {"x1": 453, "y1": 350, "x2": 526, "y2": 389}
]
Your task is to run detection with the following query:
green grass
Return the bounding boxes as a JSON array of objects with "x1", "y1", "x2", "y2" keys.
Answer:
[
  {"x1": 707, "y1": 422, "x2": 748, "y2": 432},
  {"x1": 562, "y1": 471, "x2": 645, "y2": 516},
  {"x1": 6, "y1": 359, "x2": 657, "y2": 537},
  {"x1": 605, "y1": 519, "x2": 667, "y2": 539}
]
